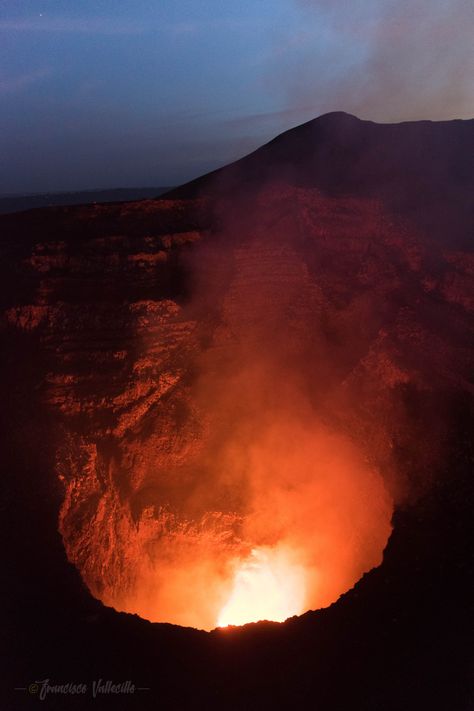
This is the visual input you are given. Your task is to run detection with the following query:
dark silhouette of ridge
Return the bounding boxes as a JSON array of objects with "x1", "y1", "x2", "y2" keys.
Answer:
[
  {"x1": 165, "y1": 111, "x2": 473, "y2": 198},
  {"x1": 0, "y1": 186, "x2": 172, "y2": 216},
  {"x1": 165, "y1": 111, "x2": 473, "y2": 246}
]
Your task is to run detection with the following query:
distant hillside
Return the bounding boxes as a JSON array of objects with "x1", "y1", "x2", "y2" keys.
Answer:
[{"x1": 0, "y1": 187, "x2": 172, "y2": 215}]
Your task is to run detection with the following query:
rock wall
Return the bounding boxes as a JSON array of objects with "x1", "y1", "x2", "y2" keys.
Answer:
[{"x1": 3, "y1": 185, "x2": 472, "y2": 629}]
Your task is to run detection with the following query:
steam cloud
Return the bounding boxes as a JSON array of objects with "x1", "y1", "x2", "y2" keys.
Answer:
[
  {"x1": 284, "y1": 0, "x2": 474, "y2": 121},
  {"x1": 123, "y1": 186, "x2": 396, "y2": 630}
]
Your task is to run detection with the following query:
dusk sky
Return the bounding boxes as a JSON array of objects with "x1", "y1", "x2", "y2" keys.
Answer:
[{"x1": 1, "y1": 0, "x2": 473, "y2": 194}]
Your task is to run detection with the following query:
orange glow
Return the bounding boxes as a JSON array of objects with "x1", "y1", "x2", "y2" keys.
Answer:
[
  {"x1": 217, "y1": 546, "x2": 305, "y2": 627},
  {"x1": 60, "y1": 412, "x2": 394, "y2": 631},
  {"x1": 57, "y1": 197, "x2": 399, "y2": 631}
]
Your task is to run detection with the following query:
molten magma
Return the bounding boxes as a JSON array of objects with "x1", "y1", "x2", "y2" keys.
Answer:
[
  {"x1": 217, "y1": 546, "x2": 306, "y2": 627},
  {"x1": 92, "y1": 416, "x2": 394, "y2": 631},
  {"x1": 58, "y1": 361, "x2": 394, "y2": 631}
]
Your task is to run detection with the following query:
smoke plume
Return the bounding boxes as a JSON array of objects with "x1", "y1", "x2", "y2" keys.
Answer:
[
  {"x1": 119, "y1": 185, "x2": 399, "y2": 629},
  {"x1": 283, "y1": 0, "x2": 474, "y2": 121}
]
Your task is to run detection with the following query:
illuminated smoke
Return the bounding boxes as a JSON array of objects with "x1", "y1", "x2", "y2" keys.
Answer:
[
  {"x1": 120, "y1": 186, "x2": 395, "y2": 629},
  {"x1": 59, "y1": 184, "x2": 402, "y2": 630}
]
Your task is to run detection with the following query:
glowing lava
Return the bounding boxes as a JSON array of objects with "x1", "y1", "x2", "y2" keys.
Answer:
[{"x1": 217, "y1": 546, "x2": 306, "y2": 627}]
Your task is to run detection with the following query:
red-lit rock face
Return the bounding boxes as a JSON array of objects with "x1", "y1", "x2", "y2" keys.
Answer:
[{"x1": 5, "y1": 185, "x2": 472, "y2": 630}]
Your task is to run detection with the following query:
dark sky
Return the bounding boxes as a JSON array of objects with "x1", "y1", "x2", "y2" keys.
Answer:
[{"x1": 1, "y1": 0, "x2": 472, "y2": 193}]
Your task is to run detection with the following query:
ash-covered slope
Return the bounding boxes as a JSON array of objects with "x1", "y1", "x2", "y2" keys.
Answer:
[{"x1": 1, "y1": 113, "x2": 473, "y2": 709}]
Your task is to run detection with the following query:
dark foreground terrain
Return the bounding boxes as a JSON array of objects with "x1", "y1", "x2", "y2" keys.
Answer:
[{"x1": 1, "y1": 113, "x2": 473, "y2": 710}]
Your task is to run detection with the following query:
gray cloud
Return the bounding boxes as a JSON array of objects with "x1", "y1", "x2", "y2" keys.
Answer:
[{"x1": 285, "y1": 0, "x2": 474, "y2": 121}]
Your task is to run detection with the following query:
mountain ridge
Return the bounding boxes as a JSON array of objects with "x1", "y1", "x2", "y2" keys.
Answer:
[
  {"x1": 164, "y1": 110, "x2": 474, "y2": 199},
  {"x1": 0, "y1": 186, "x2": 172, "y2": 216},
  {"x1": 163, "y1": 111, "x2": 473, "y2": 248}
]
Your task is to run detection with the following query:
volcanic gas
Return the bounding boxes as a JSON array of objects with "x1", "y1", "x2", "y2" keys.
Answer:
[
  {"x1": 47, "y1": 185, "x2": 404, "y2": 631},
  {"x1": 217, "y1": 546, "x2": 306, "y2": 627}
]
